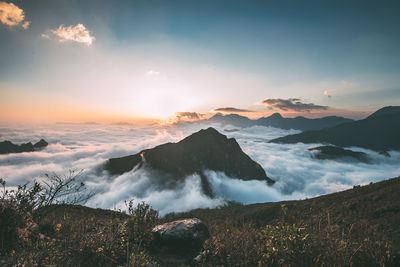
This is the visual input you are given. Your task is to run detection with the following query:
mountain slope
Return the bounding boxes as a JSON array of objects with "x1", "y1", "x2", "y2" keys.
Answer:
[
  {"x1": 166, "y1": 176, "x2": 400, "y2": 265},
  {"x1": 105, "y1": 128, "x2": 274, "y2": 196},
  {"x1": 269, "y1": 106, "x2": 400, "y2": 151},
  {"x1": 5, "y1": 176, "x2": 400, "y2": 266},
  {"x1": 366, "y1": 105, "x2": 400, "y2": 119},
  {"x1": 203, "y1": 112, "x2": 353, "y2": 131}
]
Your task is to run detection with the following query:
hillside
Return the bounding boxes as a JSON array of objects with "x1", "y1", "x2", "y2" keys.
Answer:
[
  {"x1": 2, "y1": 176, "x2": 400, "y2": 266},
  {"x1": 270, "y1": 106, "x2": 400, "y2": 151}
]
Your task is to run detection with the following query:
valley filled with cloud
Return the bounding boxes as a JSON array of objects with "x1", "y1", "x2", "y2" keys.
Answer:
[{"x1": 1, "y1": 123, "x2": 399, "y2": 216}]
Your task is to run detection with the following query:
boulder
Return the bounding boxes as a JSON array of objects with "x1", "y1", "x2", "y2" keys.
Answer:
[{"x1": 150, "y1": 218, "x2": 209, "y2": 264}]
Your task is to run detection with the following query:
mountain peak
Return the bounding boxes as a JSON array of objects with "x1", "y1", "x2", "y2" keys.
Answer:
[
  {"x1": 105, "y1": 128, "x2": 274, "y2": 196},
  {"x1": 366, "y1": 106, "x2": 400, "y2": 119},
  {"x1": 268, "y1": 113, "x2": 283, "y2": 119}
]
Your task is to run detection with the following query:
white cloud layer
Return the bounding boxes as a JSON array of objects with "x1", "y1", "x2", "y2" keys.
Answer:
[
  {"x1": 44, "y1": 24, "x2": 95, "y2": 46},
  {"x1": 0, "y1": 1, "x2": 30, "y2": 29},
  {"x1": 1, "y1": 123, "x2": 399, "y2": 216}
]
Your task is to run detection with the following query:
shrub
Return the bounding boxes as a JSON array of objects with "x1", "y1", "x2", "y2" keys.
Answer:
[
  {"x1": 261, "y1": 223, "x2": 312, "y2": 266},
  {"x1": 199, "y1": 222, "x2": 266, "y2": 266},
  {"x1": 121, "y1": 200, "x2": 159, "y2": 266},
  {"x1": 0, "y1": 201, "x2": 21, "y2": 255},
  {"x1": 0, "y1": 170, "x2": 95, "y2": 257}
]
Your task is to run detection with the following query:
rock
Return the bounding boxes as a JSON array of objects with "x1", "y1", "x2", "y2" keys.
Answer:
[{"x1": 150, "y1": 218, "x2": 209, "y2": 264}]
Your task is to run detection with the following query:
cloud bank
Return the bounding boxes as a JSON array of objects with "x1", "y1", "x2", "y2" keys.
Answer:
[
  {"x1": 0, "y1": 1, "x2": 30, "y2": 29},
  {"x1": 44, "y1": 24, "x2": 95, "y2": 46},
  {"x1": 1, "y1": 123, "x2": 399, "y2": 216},
  {"x1": 261, "y1": 98, "x2": 328, "y2": 112}
]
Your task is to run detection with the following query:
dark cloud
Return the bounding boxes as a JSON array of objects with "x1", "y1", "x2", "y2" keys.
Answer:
[
  {"x1": 214, "y1": 107, "x2": 253, "y2": 113},
  {"x1": 261, "y1": 98, "x2": 328, "y2": 112}
]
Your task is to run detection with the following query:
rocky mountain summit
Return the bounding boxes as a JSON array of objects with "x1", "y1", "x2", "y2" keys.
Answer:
[{"x1": 105, "y1": 127, "x2": 273, "y2": 196}]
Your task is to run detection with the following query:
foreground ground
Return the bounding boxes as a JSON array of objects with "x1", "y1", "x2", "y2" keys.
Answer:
[{"x1": 1, "y1": 176, "x2": 400, "y2": 266}]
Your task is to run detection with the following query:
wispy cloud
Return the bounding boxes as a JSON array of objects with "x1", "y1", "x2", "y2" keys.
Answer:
[
  {"x1": 261, "y1": 98, "x2": 328, "y2": 112},
  {"x1": 43, "y1": 24, "x2": 95, "y2": 46},
  {"x1": 324, "y1": 91, "x2": 332, "y2": 98},
  {"x1": 0, "y1": 1, "x2": 30, "y2": 29},
  {"x1": 41, "y1": 33, "x2": 50, "y2": 39},
  {"x1": 214, "y1": 107, "x2": 253, "y2": 113},
  {"x1": 146, "y1": 70, "x2": 160, "y2": 76}
]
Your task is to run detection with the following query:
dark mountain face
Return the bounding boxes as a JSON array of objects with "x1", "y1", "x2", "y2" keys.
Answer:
[
  {"x1": 0, "y1": 139, "x2": 49, "y2": 154},
  {"x1": 270, "y1": 106, "x2": 400, "y2": 151},
  {"x1": 105, "y1": 128, "x2": 273, "y2": 196},
  {"x1": 204, "y1": 113, "x2": 352, "y2": 131},
  {"x1": 366, "y1": 106, "x2": 400, "y2": 119},
  {"x1": 309, "y1": 146, "x2": 370, "y2": 163},
  {"x1": 256, "y1": 115, "x2": 353, "y2": 131}
]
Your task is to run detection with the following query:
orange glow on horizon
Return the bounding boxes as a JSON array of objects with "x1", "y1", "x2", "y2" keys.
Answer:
[{"x1": 0, "y1": 87, "x2": 370, "y2": 124}]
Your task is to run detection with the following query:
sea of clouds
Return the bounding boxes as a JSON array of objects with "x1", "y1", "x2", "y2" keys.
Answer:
[{"x1": 1, "y1": 122, "x2": 399, "y2": 215}]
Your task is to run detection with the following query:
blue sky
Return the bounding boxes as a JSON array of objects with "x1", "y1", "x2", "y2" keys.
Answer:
[{"x1": 1, "y1": 0, "x2": 400, "y2": 122}]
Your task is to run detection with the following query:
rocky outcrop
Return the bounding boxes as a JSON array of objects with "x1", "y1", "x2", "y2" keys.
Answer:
[
  {"x1": 105, "y1": 128, "x2": 274, "y2": 196},
  {"x1": 33, "y1": 139, "x2": 48, "y2": 149},
  {"x1": 0, "y1": 139, "x2": 49, "y2": 154},
  {"x1": 150, "y1": 218, "x2": 209, "y2": 264},
  {"x1": 309, "y1": 146, "x2": 370, "y2": 163}
]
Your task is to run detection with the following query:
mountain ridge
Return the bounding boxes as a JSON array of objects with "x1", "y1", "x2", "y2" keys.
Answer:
[
  {"x1": 0, "y1": 139, "x2": 48, "y2": 154},
  {"x1": 269, "y1": 106, "x2": 400, "y2": 151},
  {"x1": 201, "y1": 112, "x2": 353, "y2": 131}
]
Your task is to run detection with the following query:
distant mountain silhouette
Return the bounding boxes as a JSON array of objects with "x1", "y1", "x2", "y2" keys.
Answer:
[
  {"x1": 270, "y1": 106, "x2": 400, "y2": 151},
  {"x1": 105, "y1": 127, "x2": 273, "y2": 196},
  {"x1": 0, "y1": 139, "x2": 48, "y2": 154},
  {"x1": 309, "y1": 146, "x2": 370, "y2": 163},
  {"x1": 203, "y1": 112, "x2": 353, "y2": 131},
  {"x1": 207, "y1": 113, "x2": 255, "y2": 128},
  {"x1": 366, "y1": 106, "x2": 400, "y2": 119}
]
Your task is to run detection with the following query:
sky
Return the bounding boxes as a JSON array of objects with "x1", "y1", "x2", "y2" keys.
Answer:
[{"x1": 1, "y1": 0, "x2": 400, "y2": 122}]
